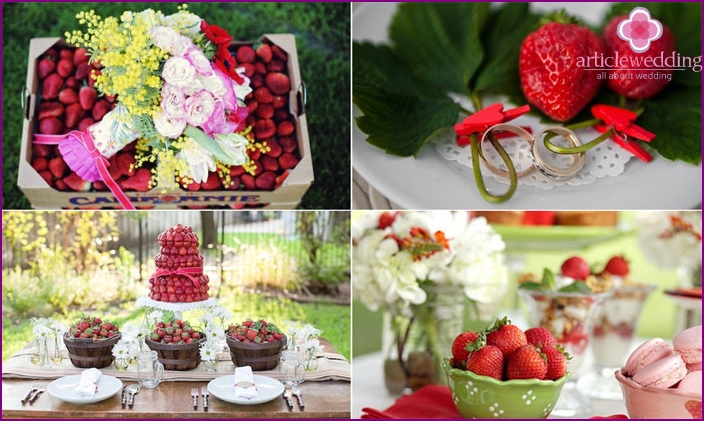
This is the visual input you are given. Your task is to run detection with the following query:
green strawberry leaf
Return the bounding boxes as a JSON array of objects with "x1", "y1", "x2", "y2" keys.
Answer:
[
  {"x1": 388, "y1": 2, "x2": 490, "y2": 95},
  {"x1": 639, "y1": 87, "x2": 702, "y2": 165},
  {"x1": 557, "y1": 281, "x2": 593, "y2": 294},
  {"x1": 541, "y1": 268, "x2": 556, "y2": 290},
  {"x1": 518, "y1": 281, "x2": 550, "y2": 292},
  {"x1": 473, "y1": 3, "x2": 541, "y2": 99}
]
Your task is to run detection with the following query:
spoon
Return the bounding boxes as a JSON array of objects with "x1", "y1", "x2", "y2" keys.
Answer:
[{"x1": 126, "y1": 384, "x2": 140, "y2": 409}]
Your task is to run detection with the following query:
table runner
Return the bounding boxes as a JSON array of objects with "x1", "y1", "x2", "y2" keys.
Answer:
[{"x1": 2, "y1": 347, "x2": 350, "y2": 382}]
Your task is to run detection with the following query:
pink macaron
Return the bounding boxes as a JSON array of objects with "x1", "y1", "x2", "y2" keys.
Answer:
[
  {"x1": 622, "y1": 338, "x2": 674, "y2": 376},
  {"x1": 632, "y1": 354, "x2": 688, "y2": 388},
  {"x1": 677, "y1": 370, "x2": 702, "y2": 397},
  {"x1": 673, "y1": 325, "x2": 702, "y2": 371}
]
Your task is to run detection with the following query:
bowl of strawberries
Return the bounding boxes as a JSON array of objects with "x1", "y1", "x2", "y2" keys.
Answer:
[
  {"x1": 145, "y1": 318, "x2": 205, "y2": 371},
  {"x1": 445, "y1": 317, "x2": 570, "y2": 418},
  {"x1": 225, "y1": 319, "x2": 286, "y2": 371},
  {"x1": 63, "y1": 315, "x2": 121, "y2": 368}
]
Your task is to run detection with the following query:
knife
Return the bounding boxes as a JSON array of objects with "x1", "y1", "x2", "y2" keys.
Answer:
[
  {"x1": 28, "y1": 390, "x2": 44, "y2": 405},
  {"x1": 283, "y1": 389, "x2": 294, "y2": 411},
  {"x1": 121, "y1": 386, "x2": 127, "y2": 408},
  {"x1": 293, "y1": 389, "x2": 304, "y2": 410}
]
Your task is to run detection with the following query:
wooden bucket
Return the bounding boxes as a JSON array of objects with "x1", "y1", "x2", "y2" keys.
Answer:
[
  {"x1": 226, "y1": 334, "x2": 286, "y2": 371},
  {"x1": 145, "y1": 335, "x2": 205, "y2": 371},
  {"x1": 63, "y1": 333, "x2": 121, "y2": 369}
]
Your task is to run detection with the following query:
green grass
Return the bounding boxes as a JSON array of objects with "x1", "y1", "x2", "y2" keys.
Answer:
[
  {"x1": 3, "y1": 291, "x2": 350, "y2": 362},
  {"x1": 2, "y1": 2, "x2": 350, "y2": 209},
  {"x1": 223, "y1": 232, "x2": 348, "y2": 266}
]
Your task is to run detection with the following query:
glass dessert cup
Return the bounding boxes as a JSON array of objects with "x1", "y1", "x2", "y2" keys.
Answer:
[
  {"x1": 519, "y1": 289, "x2": 610, "y2": 418},
  {"x1": 578, "y1": 284, "x2": 656, "y2": 400}
]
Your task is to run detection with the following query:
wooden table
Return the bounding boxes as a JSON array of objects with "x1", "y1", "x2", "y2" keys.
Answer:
[{"x1": 2, "y1": 378, "x2": 349, "y2": 419}]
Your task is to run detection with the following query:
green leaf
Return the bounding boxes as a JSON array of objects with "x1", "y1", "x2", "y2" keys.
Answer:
[
  {"x1": 354, "y1": 79, "x2": 459, "y2": 157},
  {"x1": 639, "y1": 87, "x2": 702, "y2": 165},
  {"x1": 473, "y1": 3, "x2": 540, "y2": 99},
  {"x1": 540, "y1": 268, "x2": 556, "y2": 290},
  {"x1": 518, "y1": 281, "x2": 550, "y2": 292},
  {"x1": 388, "y1": 3, "x2": 490, "y2": 95},
  {"x1": 183, "y1": 125, "x2": 239, "y2": 165},
  {"x1": 557, "y1": 281, "x2": 593, "y2": 294}
]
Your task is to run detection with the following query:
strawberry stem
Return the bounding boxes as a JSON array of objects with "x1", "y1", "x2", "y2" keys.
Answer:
[
  {"x1": 469, "y1": 133, "x2": 517, "y2": 203},
  {"x1": 544, "y1": 128, "x2": 613, "y2": 154}
]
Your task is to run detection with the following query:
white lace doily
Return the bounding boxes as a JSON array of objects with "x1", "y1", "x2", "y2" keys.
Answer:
[
  {"x1": 135, "y1": 297, "x2": 220, "y2": 312},
  {"x1": 433, "y1": 127, "x2": 633, "y2": 190}
]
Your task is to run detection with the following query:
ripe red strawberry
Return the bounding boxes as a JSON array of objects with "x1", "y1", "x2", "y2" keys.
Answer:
[
  {"x1": 56, "y1": 58, "x2": 74, "y2": 78},
  {"x1": 255, "y1": 171, "x2": 277, "y2": 190},
  {"x1": 92, "y1": 99, "x2": 111, "y2": 121},
  {"x1": 466, "y1": 344, "x2": 504, "y2": 380},
  {"x1": 602, "y1": 255, "x2": 629, "y2": 276},
  {"x1": 560, "y1": 256, "x2": 590, "y2": 280},
  {"x1": 236, "y1": 45, "x2": 256, "y2": 63},
  {"x1": 451, "y1": 330, "x2": 481, "y2": 366},
  {"x1": 542, "y1": 344, "x2": 569, "y2": 380},
  {"x1": 201, "y1": 171, "x2": 224, "y2": 190},
  {"x1": 58, "y1": 88, "x2": 79, "y2": 105},
  {"x1": 37, "y1": 58, "x2": 56, "y2": 79},
  {"x1": 265, "y1": 72, "x2": 290, "y2": 95},
  {"x1": 256, "y1": 43, "x2": 273, "y2": 63},
  {"x1": 254, "y1": 87, "x2": 274, "y2": 104},
  {"x1": 279, "y1": 137, "x2": 298, "y2": 153},
  {"x1": 31, "y1": 156, "x2": 49, "y2": 172},
  {"x1": 255, "y1": 119, "x2": 276, "y2": 139},
  {"x1": 65, "y1": 103, "x2": 85, "y2": 129},
  {"x1": 265, "y1": 139, "x2": 283, "y2": 158},
  {"x1": 73, "y1": 47, "x2": 89, "y2": 65},
  {"x1": 278, "y1": 152, "x2": 299, "y2": 170},
  {"x1": 63, "y1": 172, "x2": 91, "y2": 192},
  {"x1": 603, "y1": 16, "x2": 676, "y2": 99},
  {"x1": 240, "y1": 174, "x2": 256, "y2": 190},
  {"x1": 39, "y1": 117, "x2": 64, "y2": 135},
  {"x1": 486, "y1": 317, "x2": 528, "y2": 358},
  {"x1": 42, "y1": 73, "x2": 64, "y2": 99},
  {"x1": 79, "y1": 86, "x2": 98, "y2": 110},
  {"x1": 525, "y1": 327, "x2": 557, "y2": 348},
  {"x1": 271, "y1": 44, "x2": 287, "y2": 61},
  {"x1": 519, "y1": 14, "x2": 604, "y2": 122},
  {"x1": 78, "y1": 117, "x2": 96, "y2": 132},
  {"x1": 38, "y1": 101, "x2": 65, "y2": 120},
  {"x1": 75, "y1": 63, "x2": 91, "y2": 81},
  {"x1": 277, "y1": 120, "x2": 295, "y2": 137},
  {"x1": 506, "y1": 344, "x2": 548, "y2": 380},
  {"x1": 119, "y1": 167, "x2": 152, "y2": 192}
]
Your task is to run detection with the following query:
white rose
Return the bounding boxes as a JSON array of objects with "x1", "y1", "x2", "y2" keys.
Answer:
[
  {"x1": 215, "y1": 133, "x2": 248, "y2": 166},
  {"x1": 162, "y1": 57, "x2": 196, "y2": 88},
  {"x1": 184, "y1": 90, "x2": 216, "y2": 127},
  {"x1": 199, "y1": 73, "x2": 226, "y2": 98},
  {"x1": 160, "y1": 83, "x2": 186, "y2": 119},
  {"x1": 186, "y1": 48, "x2": 213, "y2": 76},
  {"x1": 149, "y1": 26, "x2": 181, "y2": 53},
  {"x1": 153, "y1": 112, "x2": 186, "y2": 139}
]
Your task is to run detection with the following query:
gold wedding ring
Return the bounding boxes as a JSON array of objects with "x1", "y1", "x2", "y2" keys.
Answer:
[
  {"x1": 531, "y1": 126, "x2": 586, "y2": 180},
  {"x1": 478, "y1": 123, "x2": 535, "y2": 179}
]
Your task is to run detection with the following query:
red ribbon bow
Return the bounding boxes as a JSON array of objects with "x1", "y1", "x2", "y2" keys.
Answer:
[{"x1": 149, "y1": 267, "x2": 203, "y2": 289}]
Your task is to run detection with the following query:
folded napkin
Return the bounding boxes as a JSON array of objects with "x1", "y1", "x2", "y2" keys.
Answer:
[
  {"x1": 361, "y1": 385, "x2": 460, "y2": 419},
  {"x1": 74, "y1": 368, "x2": 101, "y2": 397},
  {"x1": 234, "y1": 366, "x2": 257, "y2": 399}
]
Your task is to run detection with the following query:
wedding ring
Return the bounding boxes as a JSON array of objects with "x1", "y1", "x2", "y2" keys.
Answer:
[
  {"x1": 531, "y1": 126, "x2": 586, "y2": 181},
  {"x1": 478, "y1": 123, "x2": 535, "y2": 179}
]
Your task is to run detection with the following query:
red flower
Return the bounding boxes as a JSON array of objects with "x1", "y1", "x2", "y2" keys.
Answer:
[
  {"x1": 201, "y1": 19, "x2": 233, "y2": 46},
  {"x1": 201, "y1": 19, "x2": 244, "y2": 85}
]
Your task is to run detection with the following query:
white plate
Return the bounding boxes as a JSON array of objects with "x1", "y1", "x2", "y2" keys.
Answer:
[
  {"x1": 207, "y1": 375, "x2": 284, "y2": 405},
  {"x1": 47, "y1": 374, "x2": 123, "y2": 404},
  {"x1": 352, "y1": 3, "x2": 702, "y2": 210}
]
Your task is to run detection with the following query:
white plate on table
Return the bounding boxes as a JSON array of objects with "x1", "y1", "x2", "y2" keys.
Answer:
[
  {"x1": 352, "y1": 2, "x2": 702, "y2": 210},
  {"x1": 207, "y1": 375, "x2": 284, "y2": 405},
  {"x1": 47, "y1": 374, "x2": 123, "y2": 404}
]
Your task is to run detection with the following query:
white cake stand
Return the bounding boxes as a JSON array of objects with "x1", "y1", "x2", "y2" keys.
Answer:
[{"x1": 135, "y1": 297, "x2": 220, "y2": 320}]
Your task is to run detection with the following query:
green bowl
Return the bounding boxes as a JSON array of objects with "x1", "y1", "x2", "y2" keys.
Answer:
[{"x1": 443, "y1": 359, "x2": 570, "y2": 419}]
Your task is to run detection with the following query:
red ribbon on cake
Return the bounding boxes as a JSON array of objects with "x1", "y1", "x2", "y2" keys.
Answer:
[
  {"x1": 149, "y1": 267, "x2": 203, "y2": 288},
  {"x1": 33, "y1": 131, "x2": 136, "y2": 210}
]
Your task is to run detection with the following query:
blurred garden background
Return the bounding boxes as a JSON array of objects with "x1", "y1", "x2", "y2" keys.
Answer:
[
  {"x1": 2, "y1": 2, "x2": 350, "y2": 209},
  {"x1": 2, "y1": 210, "x2": 351, "y2": 361},
  {"x1": 353, "y1": 211, "x2": 702, "y2": 356}
]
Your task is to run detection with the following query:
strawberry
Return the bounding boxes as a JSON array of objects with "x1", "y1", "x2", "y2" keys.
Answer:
[
  {"x1": 560, "y1": 256, "x2": 590, "y2": 280},
  {"x1": 42, "y1": 73, "x2": 64, "y2": 100},
  {"x1": 278, "y1": 152, "x2": 300, "y2": 170},
  {"x1": 486, "y1": 316, "x2": 528, "y2": 358},
  {"x1": 39, "y1": 117, "x2": 64, "y2": 135},
  {"x1": 73, "y1": 47, "x2": 89, "y2": 65},
  {"x1": 279, "y1": 137, "x2": 298, "y2": 154},
  {"x1": 38, "y1": 101, "x2": 65, "y2": 120},
  {"x1": 236, "y1": 46, "x2": 256, "y2": 63},
  {"x1": 240, "y1": 174, "x2": 256, "y2": 190},
  {"x1": 254, "y1": 62, "x2": 267, "y2": 76},
  {"x1": 37, "y1": 58, "x2": 56, "y2": 79},
  {"x1": 33, "y1": 143, "x2": 53, "y2": 157},
  {"x1": 519, "y1": 13, "x2": 604, "y2": 121},
  {"x1": 260, "y1": 155, "x2": 279, "y2": 172},
  {"x1": 277, "y1": 120, "x2": 295, "y2": 137},
  {"x1": 56, "y1": 58, "x2": 74, "y2": 78},
  {"x1": 525, "y1": 327, "x2": 557, "y2": 348},
  {"x1": 63, "y1": 172, "x2": 91, "y2": 192},
  {"x1": 75, "y1": 63, "x2": 91, "y2": 81},
  {"x1": 272, "y1": 95, "x2": 287, "y2": 109},
  {"x1": 201, "y1": 172, "x2": 223, "y2": 190},
  {"x1": 257, "y1": 103, "x2": 275, "y2": 119},
  {"x1": 685, "y1": 400, "x2": 702, "y2": 419},
  {"x1": 506, "y1": 344, "x2": 548, "y2": 380},
  {"x1": 603, "y1": 16, "x2": 676, "y2": 99},
  {"x1": 240, "y1": 63, "x2": 255, "y2": 78},
  {"x1": 378, "y1": 212, "x2": 400, "y2": 230},
  {"x1": 254, "y1": 119, "x2": 276, "y2": 139},
  {"x1": 466, "y1": 344, "x2": 504, "y2": 380},
  {"x1": 265, "y1": 72, "x2": 290, "y2": 95},
  {"x1": 119, "y1": 168, "x2": 152, "y2": 192},
  {"x1": 267, "y1": 59, "x2": 286, "y2": 73},
  {"x1": 92, "y1": 99, "x2": 111, "y2": 121},
  {"x1": 65, "y1": 103, "x2": 85, "y2": 129},
  {"x1": 59, "y1": 49, "x2": 73, "y2": 60},
  {"x1": 271, "y1": 44, "x2": 287, "y2": 61},
  {"x1": 602, "y1": 255, "x2": 629, "y2": 276},
  {"x1": 256, "y1": 43, "x2": 273, "y2": 63},
  {"x1": 58, "y1": 88, "x2": 79, "y2": 105},
  {"x1": 451, "y1": 330, "x2": 481, "y2": 366},
  {"x1": 79, "y1": 86, "x2": 98, "y2": 110},
  {"x1": 78, "y1": 117, "x2": 96, "y2": 132},
  {"x1": 31, "y1": 156, "x2": 49, "y2": 172},
  {"x1": 542, "y1": 344, "x2": 569, "y2": 380},
  {"x1": 254, "y1": 87, "x2": 274, "y2": 104},
  {"x1": 255, "y1": 171, "x2": 277, "y2": 190},
  {"x1": 265, "y1": 139, "x2": 283, "y2": 158}
]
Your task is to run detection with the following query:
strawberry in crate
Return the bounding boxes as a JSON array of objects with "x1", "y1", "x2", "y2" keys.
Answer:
[
  {"x1": 63, "y1": 315, "x2": 121, "y2": 369},
  {"x1": 225, "y1": 319, "x2": 286, "y2": 370},
  {"x1": 32, "y1": 5, "x2": 301, "y2": 209}
]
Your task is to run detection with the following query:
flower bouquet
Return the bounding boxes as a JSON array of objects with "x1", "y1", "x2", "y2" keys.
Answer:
[
  {"x1": 28, "y1": 5, "x2": 306, "y2": 209},
  {"x1": 352, "y1": 211, "x2": 509, "y2": 394}
]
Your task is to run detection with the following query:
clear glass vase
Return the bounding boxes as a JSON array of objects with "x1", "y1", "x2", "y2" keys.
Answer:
[
  {"x1": 303, "y1": 349, "x2": 319, "y2": 372},
  {"x1": 39, "y1": 336, "x2": 51, "y2": 368},
  {"x1": 382, "y1": 285, "x2": 464, "y2": 395},
  {"x1": 52, "y1": 335, "x2": 62, "y2": 364},
  {"x1": 114, "y1": 358, "x2": 130, "y2": 371}
]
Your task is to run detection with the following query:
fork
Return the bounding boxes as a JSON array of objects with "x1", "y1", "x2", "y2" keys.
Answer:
[
  {"x1": 28, "y1": 387, "x2": 45, "y2": 405},
  {"x1": 201, "y1": 386, "x2": 209, "y2": 412},
  {"x1": 191, "y1": 387, "x2": 199, "y2": 410},
  {"x1": 21, "y1": 382, "x2": 40, "y2": 405}
]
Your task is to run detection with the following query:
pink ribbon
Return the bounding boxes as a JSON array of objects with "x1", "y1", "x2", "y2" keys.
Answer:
[
  {"x1": 33, "y1": 131, "x2": 136, "y2": 210},
  {"x1": 149, "y1": 267, "x2": 203, "y2": 289}
]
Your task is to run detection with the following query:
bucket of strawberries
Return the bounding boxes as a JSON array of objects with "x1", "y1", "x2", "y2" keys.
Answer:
[
  {"x1": 225, "y1": 319, "x2": 286, "y2": 371},
  {"x1": 63, "y1": 315, "x2": 121, "y2": 368},
  {"x1": 145, "y1": 318, "x2": 205, "y2": 371}
]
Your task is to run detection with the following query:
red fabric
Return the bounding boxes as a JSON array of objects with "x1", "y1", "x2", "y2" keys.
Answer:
[
  {"x1": 149, "y1": 267, "x2": 203, "y2": 288},
  {"x1": 360, "y1": 385, "x2": 460, "y2": 419}
]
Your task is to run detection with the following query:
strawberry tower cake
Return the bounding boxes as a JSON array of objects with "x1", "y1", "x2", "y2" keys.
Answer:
[{"x1": 148, "y1": 224, "x2": 209, "y2": 303}]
